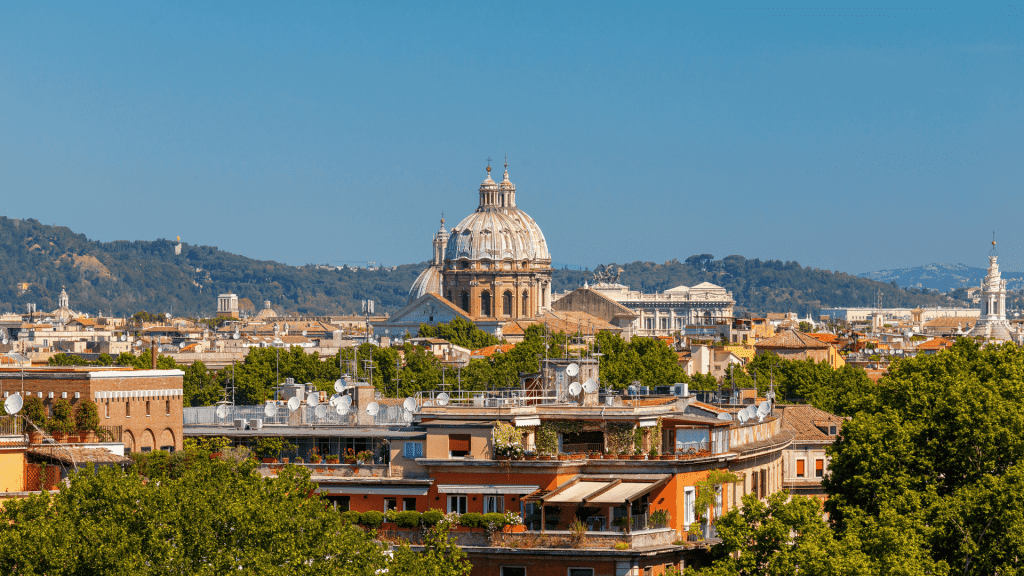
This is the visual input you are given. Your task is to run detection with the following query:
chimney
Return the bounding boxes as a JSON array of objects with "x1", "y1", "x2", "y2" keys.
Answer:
[{"x1": 150, "y1": 339, "x2": 157, "y2": 370}]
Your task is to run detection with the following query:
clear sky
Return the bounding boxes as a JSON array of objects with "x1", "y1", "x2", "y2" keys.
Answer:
[{"x1": 2, "y1": 1, "x2": 1022, "y2": 274}]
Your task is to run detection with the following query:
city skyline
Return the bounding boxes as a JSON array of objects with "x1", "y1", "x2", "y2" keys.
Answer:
[{"x1": 2, "y1": 1, "x2": 1022, "y2": 274}]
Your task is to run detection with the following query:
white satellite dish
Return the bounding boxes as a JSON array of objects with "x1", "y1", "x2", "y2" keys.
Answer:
[
  {"x1": 336, "y1": 404, "x2": 350, "y2": 416},
  {"x1": 366, "y1": 402, "x2": 380, "y2": 416},
  {"x1": 165, "y1": 313, "x2": 171, "y2": 320},
  {"x1": 582, "y1": 378, "x2": 598, "y2": 393},
  {"x1": 215, "y1": 405, "x2": 228, "y2": 419},
  {"x1": 402, "y1": 410, "x2": 414, "y2": 423},
  {"x1": 339, "y1": 396, "x2": 352, "y2": 408},
  {"x1": 314, "y1": 404, "x2": 327, "y2": 419},
  {"x1": 287, "y1": 397, "x2": 301, "y2": 412},
  {"x1": 232, "y1": 332, "x2": 240, "y2": 340},
  {"x1": 437, "y1": 392, "x2": 450, "y2": 406},
  {"x1": 717, "y1": 411, "x2": 733, "y2": 421},
  {"x1": 568, "y1": 381, "x2": 582, "y2": 396},
  {"x1": 403, "y1": 397, "x2": 416, "y2": 412},
  {"x1": 121, "y1": 334, "x2": 127, "y2": 341},
  {"x1": 264, "y1": 403, "x2": 278, "y2": 418},
  {"x1": 1, "y1": 338, "x2": 7, "y2": 345},
  {"x1": 756, "y1": 401, "x2": 771, "y2": 421},
  {"x1": 302, "y1": 330, "x2": 307, "y2": 337},
  {"x1": 4, "y1": 393, "x2": 23, "y2": 415},
  {"x1": 334, "y1": 379, "x2": 346, "y2": 393},
  {"x1": 306, "y1": 392, "x2": 319, "y2": 407},
  {"x1": 179, "y1": 341, "x2": 187, "y2": 349},
  {"x1": 737, "y1": 410, "x2": 749, "y2": 424},
  {"x1": 565, "y1": 363, "x2": 580, "y2": 377}
]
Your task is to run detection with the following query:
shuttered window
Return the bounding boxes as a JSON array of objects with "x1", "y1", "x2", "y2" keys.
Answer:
[
  {"x1": 449, "y1": 434, "x2": 471, "y2": 457},
  {"x1": 815, "y1": 459, "x2": 824, "y2": 477},
  {"x1": 796, "y1": 459, "x2": 805, "y2": 477}
]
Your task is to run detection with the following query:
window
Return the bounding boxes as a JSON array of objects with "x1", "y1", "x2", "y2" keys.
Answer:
[
  {"x1": 166, "y1": 400, "x2": 171, "y2": 416},
  {"x1": 751, "y1": 470, "x2": 759, "y2": 499},
  {"x1": 403, "y1": 497, "x2": 417, "y2": 511},
  {"x1": 715, "y1": 485, "x2": 722, "y2": 518},
  {"x1": 104, "y1": 401, "x2": 109, "y2": 419},
  {"x1": 126, "y1": 401, "x2": 130, "y2": 418},
  {"x1": 481, "y1": 291, "x2": 491, "y2": 317},
  {"x1": 335, "y1": 496, "x2": 350, "y2": 511},
  {"x1": 448, "y1": 495, "x2": 467, "y2": 514},
  {"x1": 760, "y1": 468, "x2": 767, "y2": 496},
  {"x1": 449, "y1": 434, "x2": 471, "y2": 458},
  {"x1": 568, "y1": 569, "x2": 594, "y2": 576},
  {"x1": 500, "y1": 568, "x2": 526, "y2": 576},
  {"x1": 815, "y1": 459, "x2": 825, "y2": 478},
  {"x1": 796, "y1": 459, "x2": 806, "y2": 478},
  {"x1": 384, "y1": 498, "x2": 397, "y2": 512},
  {"x1": 683, "y1": 486, "x2": 696, "y2": 527},
  {"x1": 483, "y1": 495, "x2": 503, "y2": 513},
  {"x1": 829, "y1": 425, "x2": 837, "y2": 435},
  {"x1": 660, "y1": 318, "x2": 668, "y2": 330},
  {"x1": 644, "y1": 567, "x2": 653, "y2": 576},
  {"x1": 460, "y1": 291, "x2": 470, "y2": 312},
  {"x1": 141, "y1": 446, "x2": 151, "y2": 453},
  {"x1": 146, "y1": 401, "x2": 151, "y2": 417},
  {"x1": 160, "y1": 445, "x2": 175, "y2": 453},
  {"x1": 503, "y1": 291, "x2": 513, "y2": 316},
  {"x1": 645, "y1": 318, "x2": 654, "y2": 330},
  {"x1": 403, "y1": 441, "x2": 424, "y2": 459}
]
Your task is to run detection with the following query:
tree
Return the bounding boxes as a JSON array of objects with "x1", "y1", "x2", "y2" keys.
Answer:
[
  {"x1": 183, "y1": 361, "x2": 222, "y2": 407},
  {"x1": 596, "y1": 332, "x2": 688, "y2": 389},
  {"x1": 417, "y1": 317, "x2": 499, "y2": 350}
]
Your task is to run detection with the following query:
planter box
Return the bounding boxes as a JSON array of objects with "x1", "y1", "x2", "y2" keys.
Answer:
[
  {"x1": 28, "y1": 431, "x2": 44, "y2": 445},
  {"x1": 659, "y1": 454, "x2": 674, "y2": 460},
  {"x1": 502, "y1": 524, "x2": 527, "y2": 533},
  {"x1": 261, "y1": 457, "x2": 278, "y2": 464},
  {"x1": 524, "y1": 455, "x2": 537, "y2": 461}
]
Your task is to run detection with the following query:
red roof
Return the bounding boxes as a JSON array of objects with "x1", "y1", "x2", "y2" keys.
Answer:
[
  {"x1": 917, "y1": 337, "x2": 953, "y2": 351},
  {"x1": 470, "y1": 344, "x2": 516, "y2": 357}
]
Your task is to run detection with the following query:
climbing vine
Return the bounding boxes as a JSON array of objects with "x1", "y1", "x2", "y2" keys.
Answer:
[
  {"x1": 536, "y1": 420, "x2": 585, "y2": 455},
  {"x1": 650, "y1": 417, "x2": 663, "y2": 456},
  {"x1": 492, "y1": 421, "x2": 524, "y2": 457},
  {"x1": 606, "y1": 422, "x2": 635, "y2": 455}
]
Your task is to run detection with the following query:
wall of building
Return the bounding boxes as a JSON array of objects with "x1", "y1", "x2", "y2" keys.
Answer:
[
  {"x1": 0, "y1": 448, "x2": 25, "y2": 492},
  {"x1": 424, "y1": 427, "x2": 493, "y2": 460}
]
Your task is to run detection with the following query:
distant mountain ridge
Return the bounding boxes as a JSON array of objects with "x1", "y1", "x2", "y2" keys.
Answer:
[
  {"x1": 858, "y1": 263, "x2": 1024, "y2": 292},
  {"x1": 0, "y1": 217, "x2": 955, "y2": 318}
]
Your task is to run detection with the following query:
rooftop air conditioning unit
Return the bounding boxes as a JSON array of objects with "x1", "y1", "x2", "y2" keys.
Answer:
[
  {"x1": 248, "y1": 419, "x2": 263, "y2": 430},
  {"x1": 233, "y1": 418, "x2": 247, "y2": 430}
]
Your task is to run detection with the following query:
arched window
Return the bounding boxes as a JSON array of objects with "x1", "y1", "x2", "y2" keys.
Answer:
[
  {"x1": 460, "y1": 291, "x2": 470, "y2": 312},
  {"x1": 503, "y1": 291, "x2": 513, "y2": 316},
  {"x1": 522, "y1": 291, "x2": 529, "y2": 317},
  {"x1": 704, "y1": 311, "x2": 712, "y2": 325},
  {"x1": 481, "y1": 291, "x2": 491, "y2": 317}
]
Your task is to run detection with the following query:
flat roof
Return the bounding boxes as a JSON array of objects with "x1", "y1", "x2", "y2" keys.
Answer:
[{"x1": 184, "y1": 426, "x2": 425, "y2": 439}]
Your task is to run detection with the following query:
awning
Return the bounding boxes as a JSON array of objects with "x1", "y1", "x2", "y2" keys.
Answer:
[
  {"x1": 437, "y1": 484, "x2": 539, "y2": 495},
  {"x1": 638, "y1": 418, "x2": 659, "y2": 428},
  {"x1": 588, "y1": 481, "x2": 662, "y2": 504},
  {"x1": 316, "y1": 485, "x2": 430, "y2": 496},
  {"x1": 514, "y1": 417, "x2": 541, "y2": 427},
  {"x1": 545, "y1": 482, "x2": 610, "y2": 503},
  {"x1": 531, "y1": 474, "x2": 670, "y2": 505}
]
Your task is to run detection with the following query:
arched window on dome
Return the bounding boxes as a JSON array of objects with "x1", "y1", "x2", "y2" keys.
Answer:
[
  {"x1": 522, "y1": 291, "x2": 529, "y2": 317},
  {"x1": 503, "y1": 291, "x2": 513, "y2": 316},
  {"x1": 460, "y1": 291, "x2": 470, "y2": 313},
  {"x1": 481, "y1": 291, "x2": 492, "y2": 317}
]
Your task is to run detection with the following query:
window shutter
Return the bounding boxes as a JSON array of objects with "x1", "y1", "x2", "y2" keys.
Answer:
[
  {"x1": 449, "y1": 434, "x2": 471, "y2": 452},
  {"x1": 796, "y1": 460, "x2": 805, "y2": 477},
  {"x1": 815, "y1": 459, "x2": 824, "y2": 476}
]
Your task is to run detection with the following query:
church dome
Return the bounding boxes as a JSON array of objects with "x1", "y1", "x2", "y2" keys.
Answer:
[
  {"x1": 443, "y1": 165, "x2": 550, "y2": 264},
  {"x1": 408, "y1": 266, "x2": 442, "y2": 303}
]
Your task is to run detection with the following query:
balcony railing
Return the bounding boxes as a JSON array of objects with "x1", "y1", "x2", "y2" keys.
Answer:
[{"x1": 560, "y1": 442, "x2": 604, "y2": 454}]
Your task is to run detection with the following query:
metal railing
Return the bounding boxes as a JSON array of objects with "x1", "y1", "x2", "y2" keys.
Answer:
[
  {"x1": 0, "y1": 415, "x2": 23, "y2": 436},
  {"x1": 630, "y1": 513, "x2": 649, "y2": 532},
  {"x1": 184, "y1": 405, "x2": 290, "y2": 426},
  {"x1": 561, "y1": 442, "x2": 604, "y2": 454}
]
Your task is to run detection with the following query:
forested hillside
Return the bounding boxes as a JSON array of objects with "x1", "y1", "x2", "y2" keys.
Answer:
[
  {"x1": 551, "y1": 255, "x2": 958, "y2": 316},
  {"x1": 0, "y1": 218, "x2": 957, "y2": 317}
]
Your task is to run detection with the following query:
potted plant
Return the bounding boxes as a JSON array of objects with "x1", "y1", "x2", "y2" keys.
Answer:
[
  {"x1": 293, "y1": 456, "x2": 304, "y2": 464},
  {"x1": 255, "y1": 437, "x2": 295, "y2": 464},
  {"x1": 308, "y1": 447, "x2": 322, "y2": 464},
  {"x1": 344, "y1": 448, "x2": 356, "y2": 464},
  {"x1": 523, "y1": 451, "x2": 537, "y2": 461},
  {"x1": 47, "y1": 399, "x2": 75, "y2": 443},
  {"x1": 326, "y1": 454, "x2": 340, "y2": 464},
  {"x1": 74, "y1": 400, "x2": 101, "y2": 443},
  {"x1": 660, "y1": 451, "x2": 675, "y2": 461}
]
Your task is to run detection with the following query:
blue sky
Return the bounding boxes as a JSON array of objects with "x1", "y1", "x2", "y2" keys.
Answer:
[{"x1": 2, "y1": 1, "x2": 1022, "y2": 274}]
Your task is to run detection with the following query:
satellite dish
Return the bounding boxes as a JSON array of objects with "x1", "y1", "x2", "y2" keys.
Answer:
[
  {"x1": 179, "y1": 342, "x2": 187, "y2": 349},
  {"x1": 437, "y1": 392, "x2": 450, "y2": 406},
  {"x1": 215, "y1": 405, "x2": 228, "y2": 419},
  {"x1": 232, "y1": 332, "x2": 240, "y2": 340},
  {"x1": 314, "y1": 404, "x2": 327, "y2": 419},
  {"x1": 4, "y1": 393, "x2": 23, "y2": 415},
  {"x1": 402, "y1": 410, "x2": 414, "y2": 423},
  {"x1": 302, "y1": 330, "x2": 307, "y2": 337},
  {"x1": 121, "y1": 334, "x2": 127, "y2": 342},
  {"x1": 757, "y1": 401, "x2": 771, "y2": 418},
  {"x1": 336, "y1": 404, "x2": 350, "y2": 416},
  {"x1": 287, "y1": 396, "x2": 301, "y2": 412},
  {"x1": 582, "y1": 378, "x2": 598, "y2": 393},
  {"x1": 334, "y1": 379, "x2": 346, "y2": 393},
  {"x1": 264, "y1": 403, "x2": 278, "y2": 418},
  {"x1": 366, "y1": 402, "x2": 380, "y2": 416},
  {"x1": 165, "y1": 313, "x2": 171, "y2": 319},
  {"x1": 737, "y1": 410, "x2": 749, "y2": 424},
  {"x1": 565, "y1": 363, "x2": 580, "y2": 377},
  {"x1": 568, "y1": 381, "x2": 582, "y2": 396},
  {"x1": 306, "y1": 392, "x2": 319, "y2": 407},
  {"x1": 717, "y1": 411, "x2": 733, "y2": 421},
  {"x1": 340, "y1": 396, "x2": 352, "y2": 408},
  {"x1": 1, "y1": 338, "x2": 7, "y2": 345},
  {"x1": 403, "y1": 397, "x2": 416, "y2": 412}
]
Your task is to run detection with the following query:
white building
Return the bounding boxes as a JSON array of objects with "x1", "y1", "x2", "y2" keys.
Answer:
[{"x1": 967, "y1": 242, "x2": 1016, "y2": 342}]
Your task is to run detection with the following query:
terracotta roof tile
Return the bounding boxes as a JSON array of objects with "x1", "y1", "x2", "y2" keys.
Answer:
[
  {"x1": 756, "y1": 329, "x2": 830, "y2": 350},
  {"x1": 471, "y1": 344, "x2": 517, "y2": 357},
  {"x1": 917, "y1": 337, "x2": 953, "y2": 350},
  {"x1": 777, "y1": 405, "x2": 847, "y2": 442}
]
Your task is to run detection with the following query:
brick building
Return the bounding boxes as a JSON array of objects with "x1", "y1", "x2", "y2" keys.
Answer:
[{"x1": 0, "y1": 367, "x2": 184, "y2": 452}]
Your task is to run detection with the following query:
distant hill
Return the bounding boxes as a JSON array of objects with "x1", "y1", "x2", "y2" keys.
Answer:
[
  {"x1": 550, "y1": 256, "x2": 957, "y2": 317},
  {"x1": 859, "y1": 262, "x2": 1024, "y2": 292},
  {"x1": 0, "y1": 218, "x2": 958, "y2": 318}
]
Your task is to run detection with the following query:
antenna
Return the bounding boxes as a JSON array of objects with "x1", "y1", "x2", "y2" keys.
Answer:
[
  {"x1": 717, "y1": 411, "x2": 733, "y2": 421},
  {"x1": 565, "y1": 363, "x2": 579, "y2": 377},
  {"x1": 436, "y1": 392, "x2": 450, "y2": 406},
  {"x1": 4, "y1": 393, "x2": 23, "y2": 415},
  {"x1": 306, "y1": 392, "x2": 319, "y2": 407},
  {"x1": 582, "y1": 378, "x2": 598, "y2": 393},
  {"x1": 264, "y1": 403, "x2": 278, "y2": 418},
  {"x1": 403, "y1": 397, "x2": 417, "y2": 412},
  {"x1": 366, "y1": 402, "x2": 380, "y2": 416},
  {"x1": 287, "y1": 396, "x2": 301, "y2": 412}
]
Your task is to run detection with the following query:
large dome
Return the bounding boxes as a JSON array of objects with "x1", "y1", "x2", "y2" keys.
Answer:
[
  {"x1": 408, "y1": 265, "x2": 442, "y2": 303},
  {"x1": 443, "y1": 167, "x2": 550, "y2": 263}
]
